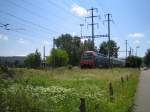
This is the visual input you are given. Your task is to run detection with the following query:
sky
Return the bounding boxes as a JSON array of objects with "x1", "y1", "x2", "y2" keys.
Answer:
[{"x1": 0, "y1": 0, "x2": 150, "y2": 58}]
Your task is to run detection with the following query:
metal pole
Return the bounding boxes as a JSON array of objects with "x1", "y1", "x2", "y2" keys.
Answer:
[
  {"x1": 126, "y1": 40, "x2": 127, "y2": 58},
  {"x1": 91, "y1": 8, "x2": 94, "y2": 50},
  {"x1": 43, "y1": 46, "x2": 45, "y2": 67},
  {"x1": 86, "y1": 8, "x2": 99, "y2": 51},
  {"x1": 129, "y1": 47, "x2": 132, "y2": 56},
  {"x1": 107, "y1": 14, "x2": 111, "y2": 67},
  {"x1": 136, "y1": 46, "x2": 139, "y2": 56},
  {"x1": 80, "y1": 24, "x2": 84, "y2": 38}
]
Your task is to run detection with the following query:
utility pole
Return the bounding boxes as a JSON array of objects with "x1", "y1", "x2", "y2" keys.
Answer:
[
  {"x1": 43, "y1": 46, "x2": 46, "y2": 67},
  {"x1": 125, "y1": 40, "x2": 128, "y2": 58},
  {"x1": 80, "y1": 24, "x2": 84, "y2": 38},
  {"x1": 136, "y1": 46, "x2": 140, "y2": 56},
  {"x1": 129, "y1": 47, "x2": 132, "y2": 56},
  {"x1": 104, "y1": 13, "x2": 113, "y2": 67},
  {"x1": 132, "y1": 48, "x2": 134, "y2": 56},
  {"x1": 85, "y1": 8, "x2": 99, "y2": 50}
]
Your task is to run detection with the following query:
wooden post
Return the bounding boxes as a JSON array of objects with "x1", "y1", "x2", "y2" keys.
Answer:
[
  {"x1": 109, "y1": 82, "x2": 113, "y2": 101},
  {"x1": 121, "y1": 76, "x2": 124, "y2": 84},
  {"x1": 79, "y1": 98, "x2": 86, "y2": 112},
  {"x1": 126, "y1": 75, "x2": 129, "y2": 81}
]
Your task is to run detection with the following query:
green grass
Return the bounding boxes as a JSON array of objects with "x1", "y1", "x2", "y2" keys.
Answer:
[{"x1": 0, "y1": 68, "x2": 139, "y2": 112}]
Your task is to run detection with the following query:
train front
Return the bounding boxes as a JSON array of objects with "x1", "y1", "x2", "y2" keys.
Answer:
[{"x1": 80, "y1": 51, "x2": 96, "y2": 68}]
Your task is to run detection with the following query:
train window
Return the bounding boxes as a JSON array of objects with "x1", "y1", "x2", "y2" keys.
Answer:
[{"x1": 82, "y1": 53, "x2": 93, "y2": 60}]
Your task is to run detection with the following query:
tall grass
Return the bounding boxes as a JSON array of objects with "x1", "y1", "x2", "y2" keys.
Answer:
[{"x1": 0, "y1": 68, "x2": 139, "y2": 112}]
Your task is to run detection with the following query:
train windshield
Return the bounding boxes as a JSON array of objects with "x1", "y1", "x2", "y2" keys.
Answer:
[{"x1": 82, "y1": 53, "x2": 93, "y2": 60}]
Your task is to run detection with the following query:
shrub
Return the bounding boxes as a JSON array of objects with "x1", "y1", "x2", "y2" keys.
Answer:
[
  {"x1": 126, "y1": 56, "x2": 142, "y2": 68},
  {"x1": 0, "y1": 65, "x2": 8, "y2": 73},
  {"x1": 24, "y1": 50, "x2": 41, "y2": 68},
  {"x1": 68, "y1": 65, "x2": 73, "y2": 69},
  {"x1": 144, "y1": 49, "x2": 150, "y2": 67},
  {"x1": 46, "y1": 49, "x2": 69, "y2": 67}
]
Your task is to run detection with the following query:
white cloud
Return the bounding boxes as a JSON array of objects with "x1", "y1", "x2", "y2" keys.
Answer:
[
  {"x1": 128, "y1": 33, "x2": 144, "y2": 39},
  {"x1": 71, "y1": 4, "x2": 88, "y2": 16},
  {"x1": 18, "y1": 38, "x2": 29, "y2": 44},
  {"x1": 134, "y1": 40, "x2": 140, "y2": 44},
  {"x1": 0, "y1": 33, "x2": 8, "y2": 41}
]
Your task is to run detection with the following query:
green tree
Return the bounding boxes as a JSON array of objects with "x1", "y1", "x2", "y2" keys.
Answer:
[
  {"x1": 55, "y1": 34, "x2": 82, "y2": 65},
  {"x1": 99, "y1": 40, "x2": 120, "y2": 58},
  {"x1": 46, "y1": 48, "x2": 69, "y2": 67},
  {"x1": 80, "y1": 39, "x2": 93, "y2": 51},
  {"x1": 24, "y1": 50, "x2": 41, "y2": 68},
  {"x1": 144, "y1": 49, "x2": 150, "y2": 67},
  {"x1": 55, "y1": 34, "x2": 94, "y2": 65},
  {"x1": 99, "y1": 41, "x2": 107, "y2": 55},
  {"x1": 126, "y1": 56, "x2": 142, "y2": 68}
]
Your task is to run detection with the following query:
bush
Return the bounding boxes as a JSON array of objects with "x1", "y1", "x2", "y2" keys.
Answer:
[
  {"x1": 24, "y1": 50, "x2": 41, "y2": 68},
  {"x1": 126, "y1": 56, "x2": 142, "y2": 68},
  {"x1": 68, "y1": 65, "x2": 73, "y2": 69},
  {"x1": 46, "y1": 49, "x2": 69, "y2": 67},
  {"x1": 144, "y1": 49, "x2": 150, "y2": 67},
  {"x1": 0, "y1": 65, "x2": 8, "y2": 73}
]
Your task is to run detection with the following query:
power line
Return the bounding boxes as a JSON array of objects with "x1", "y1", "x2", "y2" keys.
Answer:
[
  {"x1": 11, "y1": 0, "x2": 78, "y2": 29},
  {"x1": 5, "y1": 0, "x2": 59, "y2": 34},
  {"x1": 47, "y1": 0, "x2": 83, "y2": 22},
  {"x1": 0, "y1": 10, "x2": 57, "y2": 34},
  {"x1": 2, "y1": 0, "x2": 84, "y2": 37},
  {"x1": 0, "y1": 16, "x2": 52, "y2": 38},
  {"x1": 0, "y1": 21, "x2": 49, "y2": 42}
]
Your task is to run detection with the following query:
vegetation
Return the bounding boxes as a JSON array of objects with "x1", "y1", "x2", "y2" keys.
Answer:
[
  {"x1": 0, "y1": 65, "x2": 8, "y2": 73},
  {"x1": 99, "y1": 40, "x2": 120, "y2": 58},
  {"x1": 24, "y1": 50, "x2": 41, "y2": 68},
  {"x1": 46, "y1": 48, "x2": 69, "y2": 67},
  {"x1": 126, "y1": 56, "x2": 142, "y2": 68},
  {"x1": 0, "y1": 34, "x2": 120, "y2": 68},
  {"x1": 0, "y1": 68, "x2": 139, "y2": 112},
  {"x1": 55, "y1": 34, "x2": 93, "y2": 66},
  {"x1": 144, "y1": 49, "x2": 150, "y2": 67}
]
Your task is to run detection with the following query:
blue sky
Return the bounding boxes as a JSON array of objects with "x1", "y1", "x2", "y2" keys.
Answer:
[{"x1": 0, "y1": 0, "x2": 150, "y2": 58}]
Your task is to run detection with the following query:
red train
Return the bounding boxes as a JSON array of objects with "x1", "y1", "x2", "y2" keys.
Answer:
[{"x1": 80, "y1": 51, "x2": 125, "y2": 68}]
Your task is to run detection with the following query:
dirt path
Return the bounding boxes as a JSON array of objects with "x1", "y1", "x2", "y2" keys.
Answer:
[{"x1": 134, "y1": 69, "x2": 150, "y2": 112}]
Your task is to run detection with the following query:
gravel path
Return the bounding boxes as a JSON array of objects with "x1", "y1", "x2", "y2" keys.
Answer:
[{"x1": 134, "y1": 69, "x2": 150, "y2": 112}]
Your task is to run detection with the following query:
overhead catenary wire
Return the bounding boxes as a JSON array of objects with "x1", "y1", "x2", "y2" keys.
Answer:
[
  {"x1": 0, "y1": 22, "x2": 39, "y2": 42},
  {"x1": 0, "y1": 10, "x2": 58, "y2": 35},
  {"x1": 1, "y1": 0, "x2": 85, "y2": 37},
  {"x1": 8, "y1": 0, "x2": 78, "y2": 30},
  {"x1": 4, "y1": 0, "x2": 59, "y2": 34},
  {"x1": 46, "y1": 0, "x2": 84, "y2": 22},
  {"x1": 0, "y1": 15, "x2": 53, "y2": 37},
  {"x1": 0, "y1": 23, "x2": 53, "y2": 46}
]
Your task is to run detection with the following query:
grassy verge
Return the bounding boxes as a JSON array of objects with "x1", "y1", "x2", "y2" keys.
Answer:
[{"x1": 0, "y1": 68, "x2": 139, "y2": 112}]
